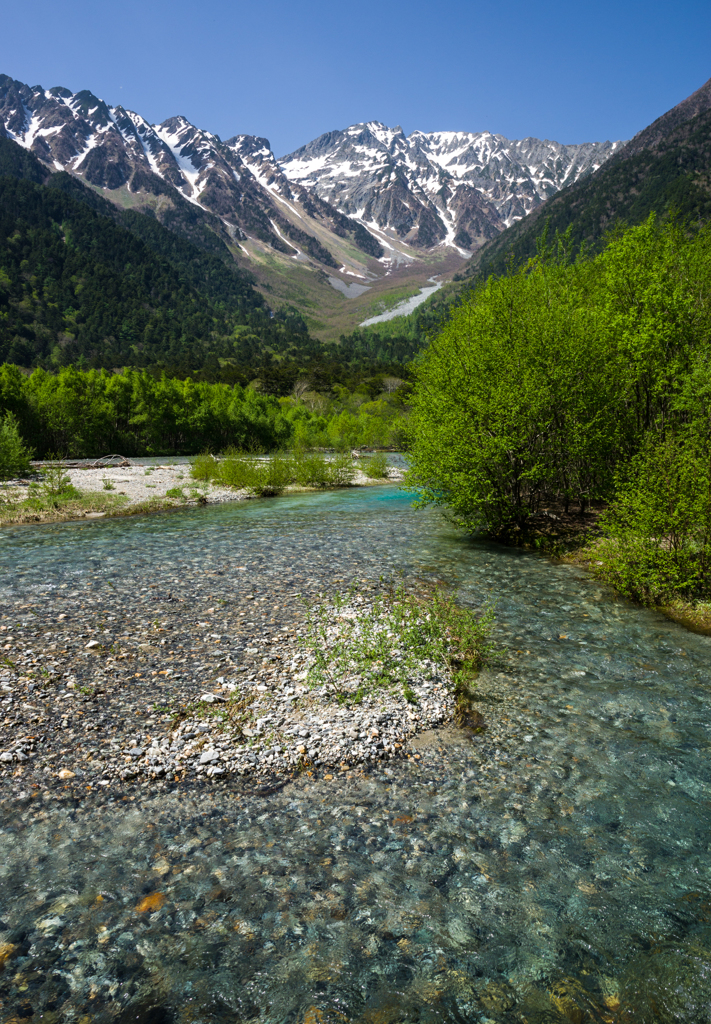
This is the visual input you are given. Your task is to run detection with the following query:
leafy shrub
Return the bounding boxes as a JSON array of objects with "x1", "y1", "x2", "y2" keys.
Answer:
[
  {"x1": 290, "y1": 450, "x2": 330, "y2": 487},
  {"x1": 192, "y1": 449, "x2": 356, "y2": 494},
  {"x1": 593, "y1": 434, "x2": 711, "y2": 603},
  {"x1": 191, "y1": 453, "x2": 218, "y2": 481},
  {"x1": 362, "y1": 452, "x2": 389, "y2": 479},
  {"x1": 323, "y1": 453, "x2": 355, "y2": 487},
  {"x1": 0, "y1": 412, "x2": 33, "y2": 480},
  {"x1": 37, "y1": 459, "x2": 80, "y2": 500}
]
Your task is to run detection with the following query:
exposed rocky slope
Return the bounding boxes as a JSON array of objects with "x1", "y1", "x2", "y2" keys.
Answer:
[
  {"x1": 280, "y1": 122, "x2": 622, "y2": 253},
  {"x1": 0, "y1": 75, "x2": 379, "y2": 270},
  {"x1": 0, "y1": 74, "x2": 621, "y2": 272}
]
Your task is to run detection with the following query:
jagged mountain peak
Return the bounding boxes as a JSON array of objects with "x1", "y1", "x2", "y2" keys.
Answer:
[
  {"x1": 0, "y1": 71, "x2": 623, "y2": 278},
  {"x1": 279, "y1": 120, "x2": 623, "y2": 253}
]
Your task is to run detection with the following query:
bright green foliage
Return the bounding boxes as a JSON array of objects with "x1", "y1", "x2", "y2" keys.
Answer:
[
  {"x1": 0, "y1": 411, "x2": 32, "y2": 479},
  {"x1": 279, "y1": 387, "x2": 406, "y2": 450},
  {"x1": 0, "y1": 364, "x2": 408, "y2": 458},
  {"x1": 0, "y1": 367, "x2": 292, "y2": 457},
  {"x1": 362, "y1": 452, "x2": 389, "y2": 479},
  {"x1": 407, "y1": 217, "x2": 711, "y2": 538},
  {"x1": 596, "y1": 435, "x2": 711, "y2": 602},
  {"x1": 192, "y1": 449, "x2": 356, "y2": 496}
]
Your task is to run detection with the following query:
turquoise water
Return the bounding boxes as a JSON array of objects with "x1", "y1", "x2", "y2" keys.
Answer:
[{"x1": 1, "y1": 486, "x2": 711, "y2": 1023}]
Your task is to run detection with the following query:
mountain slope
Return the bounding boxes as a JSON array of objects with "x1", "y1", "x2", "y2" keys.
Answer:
[
  {"x1": 0, "y1": 75, "x2": 385, "y2": 273},
  {"x1": 0, "y1": 139, "x2": 323, "y2": 370},
  {"x1": 461, "y1": 76, "x2": 711, "y2": 280},
  {"x1": 0, "y1": 73, "x2": 625, "y2": 333},
  {"x1": 279, "y1": 122, "x2": 622, "y2": 254}
]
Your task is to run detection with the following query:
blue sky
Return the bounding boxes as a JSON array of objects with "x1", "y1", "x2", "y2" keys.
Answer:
[{"x1": 2, "y1": 0, "x2": 710, "y2": 156}]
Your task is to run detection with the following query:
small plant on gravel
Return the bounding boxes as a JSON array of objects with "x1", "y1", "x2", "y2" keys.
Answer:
[
  {"x1": 362, "y1": 452, "x2": 389, "y2": 479},
  {"x1": 25, "y1": 457, "x2": 81, "y2": 508},
  {"x1": 166, "y1": 487, "x2": 185, "y2": 499},
  {"x1": 300, "y1": 580, "x2": 495, "y2": 715},
  {"x1": 39, "y1": 458, "x2": 78, "y2": 497},
  {"x1": 324, "y1": 452, "x2": 356, "y2": 487},
  {"x1": 102, "y1": 477, "x2": 115, "y2": 490},
  {"x1": 191, "y1": 453, "x2": 218, "y2": 481}
]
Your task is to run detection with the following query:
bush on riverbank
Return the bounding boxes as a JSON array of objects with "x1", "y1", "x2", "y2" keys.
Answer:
[
  {"x1": 362, "y1": 452, "x2": 389, "y2": 479},
  {"x1": 192, "y1": 449, "x2": 356, "y2": 496},
  {"x1": 588, "y1": 433, "x2": 711, "y2": 603},
  {"x1": 407, "y1": 216, "x2": 711, "y2": 608}
]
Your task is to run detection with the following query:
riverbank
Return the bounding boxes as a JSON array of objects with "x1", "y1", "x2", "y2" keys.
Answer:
[
  {"x1": 489, "y1": 503, "x2": 711, "y2": 637},
  {"x1": 0, "y1": 460, "x2": 404, "y2": 527}
]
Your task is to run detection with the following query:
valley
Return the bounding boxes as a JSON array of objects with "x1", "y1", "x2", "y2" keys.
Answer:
[{"x1": 0, "y1": 74, "x2": 619, "y2": 340}]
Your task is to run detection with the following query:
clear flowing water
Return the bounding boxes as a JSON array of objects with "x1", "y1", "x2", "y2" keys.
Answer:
[{"x1": 1, "y1": 486, "x2": 711, "y2": 1023}]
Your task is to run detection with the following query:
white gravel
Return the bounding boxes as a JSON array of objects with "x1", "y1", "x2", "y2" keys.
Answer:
[{"x1": 67, "y1": 464, "x2": 240, "y2": 507}]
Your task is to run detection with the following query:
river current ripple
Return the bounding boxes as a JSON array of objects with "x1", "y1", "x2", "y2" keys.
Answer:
[{"x1": 0, "y1": 485, "x2": 710, "y2": 1023}]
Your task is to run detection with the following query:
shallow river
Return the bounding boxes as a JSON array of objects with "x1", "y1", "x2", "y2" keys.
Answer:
[{"x1": 1, "y1": 485, "x2": 711, "y2": 1023}]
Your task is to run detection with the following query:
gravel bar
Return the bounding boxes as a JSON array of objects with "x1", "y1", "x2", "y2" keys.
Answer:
[{"x1": 0, "y1": 572, "x2": 458, "y2": 798}]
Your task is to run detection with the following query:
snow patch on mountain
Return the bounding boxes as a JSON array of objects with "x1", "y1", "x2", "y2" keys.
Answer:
[{"x1": 280, "y1": 121, "x2": 623, "y2": 251}]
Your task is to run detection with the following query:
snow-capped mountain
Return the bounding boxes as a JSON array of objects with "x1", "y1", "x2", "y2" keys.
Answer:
[
  {"x1": 0, "y1": 73, "x2": 622, "y2": 272},
  {"x1": 280, "y1": 123, "x2": 624, "y2": 253},
  {"x1": 0, "y1": 75, "x2": 379, "y2": 268}
]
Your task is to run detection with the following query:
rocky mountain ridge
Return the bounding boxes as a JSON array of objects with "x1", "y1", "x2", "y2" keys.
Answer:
[
  {"x1": 460, "y1": 74, "x2": 711, "y2": 282},
  {"x1": 0, "y1": 75, "x2": 381, "y2": 271},
  {"x1": 0, "y1": 73, "x2": 622, "y2": 272},
  {"x1": 280, "y1": 122, "x2": 623, "y2": 253}
]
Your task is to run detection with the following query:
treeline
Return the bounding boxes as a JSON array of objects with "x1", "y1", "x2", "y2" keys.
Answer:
[
  {"x1": 0, "y1": 364, "x2": 408, "y2": 458},
  {"x1": 407, "y1": 216, "x2": 711, "y2": 604}
]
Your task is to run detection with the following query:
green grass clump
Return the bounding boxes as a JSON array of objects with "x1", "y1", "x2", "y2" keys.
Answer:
[{"x1": 300, "y1": 580, "x2": 495, "y2": 714}]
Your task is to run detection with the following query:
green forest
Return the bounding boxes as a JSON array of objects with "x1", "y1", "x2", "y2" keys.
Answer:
[
  {"x1": 0, "y1": 362, "x2": 408, "y2": 458},
  {"x1": 0, "y1": 136, "x2": 416, "y2": 379}
]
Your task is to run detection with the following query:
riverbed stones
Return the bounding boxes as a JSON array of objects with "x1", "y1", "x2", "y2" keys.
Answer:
[{"x1": 0, "y1": 575, "x2": 465, "y2": 794}]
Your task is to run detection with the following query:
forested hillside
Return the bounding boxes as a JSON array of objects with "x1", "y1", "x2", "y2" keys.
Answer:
[
  {"x1": 461, "y1": 77, "x2": 711, "y2": 282},
  {"x1": 0, "y1": 139, "x2": 329, "y2": 370}
]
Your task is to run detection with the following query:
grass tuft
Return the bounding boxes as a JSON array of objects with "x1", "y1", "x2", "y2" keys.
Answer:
[{"x1": 299, "y1": 579, "x2": 495, "y2": 717}]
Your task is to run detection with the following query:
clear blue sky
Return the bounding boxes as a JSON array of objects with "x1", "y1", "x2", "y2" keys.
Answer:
[{"x1": 2, "y1": 0, "x2": 710, "y2": 157}]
